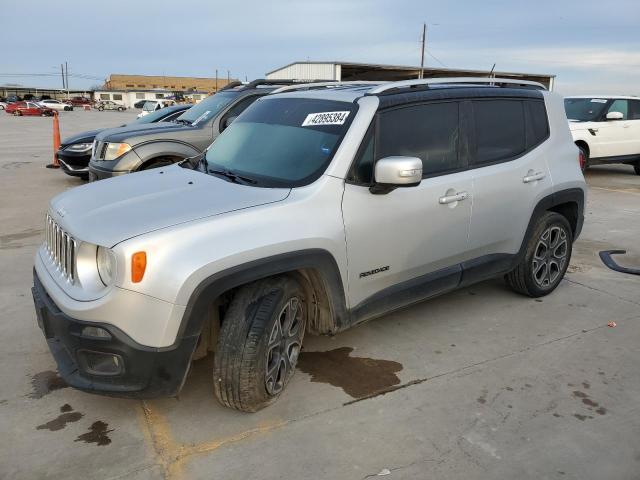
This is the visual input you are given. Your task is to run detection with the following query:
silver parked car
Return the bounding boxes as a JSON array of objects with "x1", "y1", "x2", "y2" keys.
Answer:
[{"x1": 32, "y1": 78, "x2": 586, "y2": 412}]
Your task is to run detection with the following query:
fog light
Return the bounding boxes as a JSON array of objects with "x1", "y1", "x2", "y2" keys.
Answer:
[
  {"x1": 78, "y1": 350, "x2": 123, "y2": 376},
  {"x1": 81, "y1": 326, "x2": 111, "y2": 339}
]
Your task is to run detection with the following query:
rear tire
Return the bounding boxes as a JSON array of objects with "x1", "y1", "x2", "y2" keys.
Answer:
[
  {"x1": 633, "y1": 162, "x2": 640, "y2": 176},
  {"x1": 505, "y1": 212, "x2": 573, "y2": 297},
  {"x1": 14, "y1": 111, "x2": 21, "y2": 116},
  {"x1": 213, "y1": 276, "x2": 306, "y2": 412},
  {"x1": 98, "y1": 106, "x2": 104, "y2": 111}
]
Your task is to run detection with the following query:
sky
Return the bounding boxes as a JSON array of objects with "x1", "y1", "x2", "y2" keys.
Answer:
[{"x1": 2, "y1": 0, "x2": 639, "y2": 95}]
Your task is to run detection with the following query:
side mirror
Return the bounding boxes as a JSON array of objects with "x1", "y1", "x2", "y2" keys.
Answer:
[
  {"x1": 221, "y1": 115, "x2": 238, "y2": 130},
  {"x1": 606, "y1": 111, "x2": 624, "y2": 120},
  {"x1": 371, "y1": 156, "x2": 422, "y2": 194}
]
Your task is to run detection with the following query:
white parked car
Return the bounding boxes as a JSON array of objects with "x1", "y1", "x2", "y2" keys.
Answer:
[
  {"x1": 38, "y1": 99, "x2": 73, "y2": 111},
  {"x1": 0, "y1": 101, "x2": 8, "y2": 110},
  {"x1": 564, "y1": 96, "x2": 640, "y2": 174},
  {"x1": 137, "y1": 99, "x2": 176, "y2": 118}
]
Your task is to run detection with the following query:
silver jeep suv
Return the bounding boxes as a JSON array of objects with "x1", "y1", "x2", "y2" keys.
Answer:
[{"x1": 32, "y1": 78, "x2": 586, "y2": 412}]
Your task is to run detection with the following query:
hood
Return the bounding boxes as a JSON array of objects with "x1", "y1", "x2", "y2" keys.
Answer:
[
  {"x1": 95, "y1": 121, "x2": 192, "y2": 144},
  {"x1": 61, "y1": 129, "x2": 104, "y2": 146},
  {"x1": 49, "y1": 165, "x2": 290, "y2": 247}
]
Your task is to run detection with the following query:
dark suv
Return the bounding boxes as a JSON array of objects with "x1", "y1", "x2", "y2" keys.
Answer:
[
  {"x1": 88, "y1": 80, "x2": 304, "y2": 181},
  {"x1": 58, "y1": 104, "x2": 191, "y2": 179}
]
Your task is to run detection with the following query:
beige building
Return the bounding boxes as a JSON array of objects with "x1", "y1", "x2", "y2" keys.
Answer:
[{"x1": 104, "y1": 74, "x2": 238, "y2": 93}]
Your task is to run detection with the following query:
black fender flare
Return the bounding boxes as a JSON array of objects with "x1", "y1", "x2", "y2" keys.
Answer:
[
  {"x1": 512, "y1": 188, "x2": 585, "y2": 268},
  {"x1": 174, "y1": 249, "x2": 349, "y2": 346}
]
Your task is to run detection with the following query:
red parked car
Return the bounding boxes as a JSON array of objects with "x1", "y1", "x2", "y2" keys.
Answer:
[
  {"x1": 67, "y1": 96, "x2": 92, "y2": 106},
  {"x1": 5, "y1": 101, "x2": 55, "y2": 116}
]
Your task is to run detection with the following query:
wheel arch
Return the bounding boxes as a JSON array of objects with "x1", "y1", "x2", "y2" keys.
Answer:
[
  {"x1": 133, "y1": 141, "x2": 200, "y2": 171},
  {"x1": 176, "y1": 249, "x2": 349, "y2": 348},
  {"x1": 516, "y1": 189, "x2": 585, "y2": 265},
  {"x1": 574, "y1": 139, "x2": 590, "y2": 158}
]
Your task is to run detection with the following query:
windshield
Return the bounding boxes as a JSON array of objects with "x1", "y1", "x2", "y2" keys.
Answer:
[
  {"x1": 143, "y1": 101, "x2": 158, "y2": 112},
  {"x1": 564, "y1": 98, "x2": 609, "y2": 122},
  {"x1": 175, "y1": 91, "x2": 239, "y2": 125},
  {"x1": 133, "y1": 106, "x2": 185, "y2": 124},
  {"x1": 204, "y1": 97, "x2": 357, "y2": 188}
]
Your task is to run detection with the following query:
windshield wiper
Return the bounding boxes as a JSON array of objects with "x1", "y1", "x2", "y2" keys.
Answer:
[{"x1": 208, "y1": 168, "x2": 257, "y2": 185}]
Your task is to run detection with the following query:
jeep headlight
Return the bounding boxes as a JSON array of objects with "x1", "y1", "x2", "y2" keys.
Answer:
[
  {"x1": 103, "y1": 142, "x2": 131, "y2": 160},
  {"x1": 96, "y1": 246, "x2": 116, "y2": 286},
  {"x1": 65, "y1": 142, "x2": 93, "y2": 152}
]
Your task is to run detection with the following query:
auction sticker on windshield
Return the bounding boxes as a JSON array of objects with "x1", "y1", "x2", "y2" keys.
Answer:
[
  {"x1": 302, "y1": 111, "x2": 350, "y2": 127},
  {"x1": 193, "y1": 111, "x2": 211, "y2": 125},
  {"x1": 590, "y1": 99, "x2": 607, "y2": 103}
]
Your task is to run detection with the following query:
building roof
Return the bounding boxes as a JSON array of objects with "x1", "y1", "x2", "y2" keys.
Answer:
[{"x1": 266, "y1": 60, "x2": 555, "y2": 80}]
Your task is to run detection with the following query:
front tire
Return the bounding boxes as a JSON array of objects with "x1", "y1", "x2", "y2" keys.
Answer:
[
  {"x1": 505, "y1": 212, "x2": 573, "y2": 297},
  {"x1": 633, "y1": 161, "x2": 640, "y2": 176},
  {"x1": 213, "y1": 276, "x2": 306, "y2": 412}
]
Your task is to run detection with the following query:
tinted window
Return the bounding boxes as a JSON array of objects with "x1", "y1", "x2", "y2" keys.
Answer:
[
  {"x1": 608, "y1": 99, "x2": 628, "y2": 119},
  {"x1": 630, "y1": 100, "x2": 640, "y2": 120},
  {"x1": 472, "y1": 100, "x2": 525, "y2": 165},
  {"x1": 349, "y1": 127, "x2": 375, "y2": 184},
  {"x1": 526, "y1": 100, "x2": 549, "y2": 148},
  {"x1": 378, "y1": 102, "x2": 461, "y2": 176},
  {"x1": 220, "y1": 95, "x2": 260, "y2": 131}
]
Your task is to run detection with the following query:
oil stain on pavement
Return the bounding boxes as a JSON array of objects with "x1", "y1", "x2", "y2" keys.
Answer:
[
  {"x1": 36, "y1": 404, "x2": 83, "y2": 431},
  {"x1": 75, "y1": 421, "x2": 114, "y2": 446},
  {"x1": 297, "y1": 347, "x2": 403, "y2": 399},
  {"x1": 29, "y1": 371, "x2": 68, "y2": 399}
]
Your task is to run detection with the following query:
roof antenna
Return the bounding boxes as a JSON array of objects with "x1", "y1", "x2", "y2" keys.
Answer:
[{"x1": 488, "y1": 63, "x2": 496, "y2": 86}]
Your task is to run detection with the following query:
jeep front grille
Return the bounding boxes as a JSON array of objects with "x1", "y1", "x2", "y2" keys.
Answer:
[{"x1": 45, "y1": 214, "x2": 77, "y2": 282}]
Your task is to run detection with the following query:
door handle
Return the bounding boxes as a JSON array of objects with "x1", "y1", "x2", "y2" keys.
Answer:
[
  {"x1": 522, "y1": 172, "x2": 545, "y2": 183},
  {"x1": 439, "y1": 191, "x2": 469, "y2": 204}
]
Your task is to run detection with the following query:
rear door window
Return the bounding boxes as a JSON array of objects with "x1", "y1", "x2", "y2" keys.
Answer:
[
  {"x1": 630, "y1": 100, "x2": 640, "y2": 120},
  {"x1": 472, "y1": 100, "x2": 526, "y2": 165},
  {"x1": 377, "y1": 102, "x2": 461, "y2": 177}
]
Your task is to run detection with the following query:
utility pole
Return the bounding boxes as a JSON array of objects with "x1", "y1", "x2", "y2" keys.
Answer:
[
  {"x1": 419, "y1": 23, "x2": 426, "y2": 79},
  {"x1": 227, "y1": 70, "x2": 230, "y2": 83},
  {"x1": 61, "y1": 64, "x2": 65, "y2": 90},
  {"x1": 215, "y1": 69, "x2": 218, "y2": 92},
  {"x1": 65, "y1": 61, "x2": 69, "y2": 98}
]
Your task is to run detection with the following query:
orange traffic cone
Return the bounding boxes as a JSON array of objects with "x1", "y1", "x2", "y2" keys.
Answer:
[{"x1": 46, "y1": 111, "x2": 61, "y2": 169}]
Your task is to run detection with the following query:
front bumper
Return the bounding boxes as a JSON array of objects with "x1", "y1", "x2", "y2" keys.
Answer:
[
  {"x1": 88, "y1": 163, "x2": 130, "y2": 182},
  {"x1": 32, "y1": 271, "x2": 198, "y2": 398},
  {"x1": 57, "y1": 149, "x2": 90, "y2": 178}
]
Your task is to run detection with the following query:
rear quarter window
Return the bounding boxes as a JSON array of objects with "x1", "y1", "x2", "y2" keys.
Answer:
[{"x1": 525, "y1": 100, "x2": 549, "y2": 149}]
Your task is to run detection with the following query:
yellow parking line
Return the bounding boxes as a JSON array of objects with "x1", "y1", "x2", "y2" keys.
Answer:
[{"x1": 137, "y1": 401, "x2": 286, "y2": 479}]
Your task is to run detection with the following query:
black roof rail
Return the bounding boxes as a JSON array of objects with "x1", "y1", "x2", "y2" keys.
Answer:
[{"x1": 218, "y1": 81, "x2": 244, "y2": 91}]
